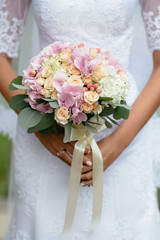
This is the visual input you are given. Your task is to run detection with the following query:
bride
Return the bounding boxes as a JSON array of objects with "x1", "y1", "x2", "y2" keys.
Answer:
[{"x1": 0, "y1": 0, "x2": 160, "y2": 239}]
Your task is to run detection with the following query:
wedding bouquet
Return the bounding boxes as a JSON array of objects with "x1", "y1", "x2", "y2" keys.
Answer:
[
  {"x1": 9, "y1": 41, "x2": 131, "y2": 236},
  {"x1": 9, "y1": 41, "x2": 130, "y2": 135}
]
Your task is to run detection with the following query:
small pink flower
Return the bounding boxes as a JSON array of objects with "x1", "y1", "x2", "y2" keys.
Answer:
[{"x1": 71, "y1": 108, "x2": 87, "y2": 124}]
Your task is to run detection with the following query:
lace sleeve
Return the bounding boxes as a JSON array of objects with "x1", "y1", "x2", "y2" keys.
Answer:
[
  {"x1": 140, "y1": 0, "x2": 160, "y2": 52},
  {"x1": 0, "y1": 0, "x2": 31, "y2": 58}
]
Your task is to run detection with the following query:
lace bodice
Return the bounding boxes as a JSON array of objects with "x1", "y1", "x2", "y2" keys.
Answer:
[{"x1": 0, "y1": 0, "x2": 160, "y2": 69}]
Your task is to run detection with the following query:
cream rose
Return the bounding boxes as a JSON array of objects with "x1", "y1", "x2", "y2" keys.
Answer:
[
  {"x1": 67, "y1": 75, "x2": 83, "y2": 86},
  {"x1": 60, "y1": 50, "x2": 72, "y2": 62},
  {"x1": 44, "y1": 77, "x2": 54, "y2": 90},
  {"x1": 84, "y1": 91, "x2": 99, "y2": 105},
  {"x1": 55, "y1": 107, "x2": 70, "y2": 125},
  {"x1": 41, "y1": 89, "x2": 51, "y2": 98},
  {"x1": 92, "y1": 67, "x2": 104, "y2": 82},
  {"x1": 68, "y1": 64, "x2": 81, "y2": 75},
  {"x1": 81, "y1": 102, "x2": 93, "y2": 113},
  {"x1": 36, "y1": 77, "x2": 45, "y2": 86},
  {"x1": 51, "y1": 89, "x2": 58, "y2": 100},
  {"x1": 42, "y1": 66, "x2": 53, "y2": 78},
  {"x1": 82, "y1": 77, "x2": 92, "y2": 85}
]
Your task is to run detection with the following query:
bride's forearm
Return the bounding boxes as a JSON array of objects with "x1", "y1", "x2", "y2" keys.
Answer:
[
  {"x1": 0, "y1": 53, "x2": 22, "y2": 103},
  {"x1": 113, "y1": 53, "x2": 160, "y2": 148}
]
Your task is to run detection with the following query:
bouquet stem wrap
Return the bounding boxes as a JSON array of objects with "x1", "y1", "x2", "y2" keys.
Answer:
[{"x1": 60, "y1": 124, "x2": 103, "y2": 238}]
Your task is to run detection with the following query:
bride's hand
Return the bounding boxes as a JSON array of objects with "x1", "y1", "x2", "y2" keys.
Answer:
[
  {"x1": 35, "y1": 131, "x2": 92, "y2": 167},
  {"x1": 80, "y1": 134, "x2": 125, "y2": 186}
]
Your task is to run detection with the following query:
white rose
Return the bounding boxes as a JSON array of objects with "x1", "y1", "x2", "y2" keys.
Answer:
[
  {"x1": 55, "y1": 107, "x2": 70, "y2": 125},
  {"x1": 84, "y1": 91, "x2": 99, "y2": 105}
]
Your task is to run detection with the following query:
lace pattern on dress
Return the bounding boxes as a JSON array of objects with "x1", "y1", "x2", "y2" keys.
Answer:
[
  {"x1": 142, "y1": 5, "x2": 160, "y2": 52},
  {"x1": 0, "y1": 2, "x2": 25, "y2": 58}
]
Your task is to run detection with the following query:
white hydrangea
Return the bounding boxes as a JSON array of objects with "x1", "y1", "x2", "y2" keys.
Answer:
[{"x1": 99, "y1": 65, "x2": 129, "y2": 105}]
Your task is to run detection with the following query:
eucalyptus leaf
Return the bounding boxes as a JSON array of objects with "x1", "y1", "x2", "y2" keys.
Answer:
[
  {"x1": 9, "y1": 94, "x2": 29, "y2": 110},
  {"x1": 8, "y1": 76, "x2": 23, "y2": 91},
  {"x1": 87, "y1": 120, "x2": 101, "y2": 125},
  {"x1": 12, "y1": 83, "x2": 29, "y2": 90},
  {"x1": 99, "y1": 96, "x2": 113, "y2": 101},
  {"x1": 27, "y1": 113, "x2": 55, "y2": 133},
  {"x1": 107, "y1": 116, "x2": 119, "y2": 126},
  {"x1": 42, "y1": 98, "x2": 55, "y2": 102},
  {"x1": 104, "y1": 119, "x2": 112, "y2": 128},
  {"x1": 114, "y1": 103, "x2": 132, "y2": 110},
  {"x1": 49, "y1": 101, "x2": 59, "y2": 108},
  {"x1": 85, "y1": 124, "x2": 97, "y2": 133},
  {"x1": 113, "y1": 106, "x2": 129, "y2": 120},
  {"x1": 36, "y1": 99, "x2": 44, "y2": 104},
  {"x1": 39, "y1": 126, "x2": 54, "y2": 134},
  {"x1": 64, "y1": 122, "x2": 71, "y2": 142},
  {"x1": 100, "y1": 106, "x2": 114, "y2": 116},
  {"x1": 18, "y1": 107, "x2": 42, "y2": 128}
]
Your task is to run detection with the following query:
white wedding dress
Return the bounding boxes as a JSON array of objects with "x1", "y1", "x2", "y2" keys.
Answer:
[{"x1": 1, "y1": 0, "x2": 160, "y2": 239}]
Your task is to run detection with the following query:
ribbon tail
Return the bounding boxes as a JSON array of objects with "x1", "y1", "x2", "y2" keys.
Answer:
[
  {"x1": 59, "y1": 141, "x2": 85, "y2": 238},
  {"x1": 89, "y1": 137, "x2": 103, "y2": 231}
]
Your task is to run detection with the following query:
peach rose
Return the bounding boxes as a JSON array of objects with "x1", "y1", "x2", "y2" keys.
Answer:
[
  {"x1": 67, "y1": 75, "x2": 83, "y2": 86},
  {"x1": 60, "y1": 50, "x2": 72, "y2": 62},
  {"x1": 89, "y1": 48, "x2": 98, "y2": 58},
  {"x1": 92, "y1": 67, "x2": 104, "y2": 82},
  {"x1": 82, "y1": 77, "x2": 92, "y2": 85},
  {"x1": 51, "y1": 89, "x2": 58, "y2": 100},
  {"x1": 55, "y1": 107, "x2": 70, "y2": 125},
  {"x1": 68, "y1": 63, "x2": 81, "y2": 75},
  {"x1": 62, "y1": 63, "x2": 71, "y2": 71},
  {"x1": 41, "y1": 88, "x2": 51, "y2": 98},
  {"x1": 84, "y1": 91, "x2": 99, "y2": 105},
  {"x1": 81, "y1": 102, "x2": 93, "y2": 113},
  {"x1": 44, "y1": 77, "x2": 54, "y2": 90},
  {"x1": 36, "y1": 77, "x2": 45, "y2": 86},
  {"x1": 42, "y1": 66, "x2": 53, "y2": 78}
]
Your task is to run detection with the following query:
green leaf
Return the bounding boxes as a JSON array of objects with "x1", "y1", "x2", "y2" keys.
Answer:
[
  {"x1": 12, "y1": 83, "x2": 29, "y2": 90},
  {"x1": 114, "y1": 103, "x2": 132, "y2": 110},
  {"x1": 64, "y1": 122, "x2": 71, "y2": 142},
  {"x1": 36, "y1": 99, "x2": 44, "y2": 104},
  {"x1": 104, "y1": 119, "x2": 112, "y2": 128},
  {"x1": 87, "y1": 120, "x2": 101, "y2": 125},
  {"x1": 42, "y1": 98, "x2": 55, "y2": 102},
  {"x1": 107, "y1": 116, "x2": 119, "y2": 126},
  {"x1": 9, "y1": 94, "x2": 28, "y2": 110},
  {"x1": 39, "y1": 126, "x2": 54, "y2": 134},
  {"x1": 85, "y1": 124, "x2": 97, "y2": 133},
  {"x1": 27, "y1": 113, "x2": 55, "y2": 133},
  {"x1": 18, "y1": 107, "x2": 42, "y2": 128},
  {"x1": 8, "y1": 76, "x2": 23, "y2": 91},
  {"x1": 49, "y1": 101, "x2": 59, "y2": 108},
  {"x1": 99, "y1": 97, "x2": 113, "y2": 101},
  {"x1": 100, "y1": 106, "x2": 114, "y2": 116},
  {"x1": 113, "y1": 106, "x2": 129, "y2": 120}
]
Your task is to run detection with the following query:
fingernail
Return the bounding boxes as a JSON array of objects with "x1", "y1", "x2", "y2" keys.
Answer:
[
  {"x1": 81, "y1": 165, "x2": 84, "y2": 169},
  {"x1": 81, "y1": 183, "x2": 85, "y2": 186},
  {"x1": 86, "y1": 161, "x2": 92, "y2": 166}
]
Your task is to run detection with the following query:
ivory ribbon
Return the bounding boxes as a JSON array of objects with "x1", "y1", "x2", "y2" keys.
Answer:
[{"x1": 60, "y1": 124, "x2": 103, "y2": 238}]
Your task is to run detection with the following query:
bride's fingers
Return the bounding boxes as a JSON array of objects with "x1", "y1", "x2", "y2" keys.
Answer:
[
  {"x1": 69, "y1": 141, "x2": 91, "y2": 155},
  {"x1": 80, "y1": 180, "x2": 93, "y2": 186},
  {"x1": 81, "y1": 165, "x2": 92, "y2": 173},
  {"x1": 81, "y1": 171, "x2": 93, "y2": 181},
  {"x1": 58, "y1": 149, "x2": 72, "y2": 166}
]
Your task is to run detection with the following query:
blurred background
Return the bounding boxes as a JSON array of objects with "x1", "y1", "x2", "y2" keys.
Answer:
[{"x1": 0, "y1": 4, "x2": 160, "y2": 240}]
